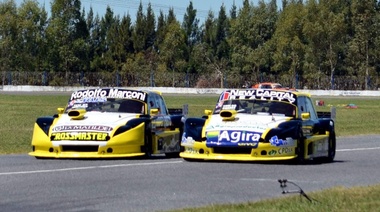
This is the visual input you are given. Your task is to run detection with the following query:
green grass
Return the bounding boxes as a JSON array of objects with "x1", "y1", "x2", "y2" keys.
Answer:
[
  {"x1": 1, "y1": 92, "x2": 379, "y2": 211},
  {"x1": 167, "y1": 185, "x2": 380, "y2": 212}
]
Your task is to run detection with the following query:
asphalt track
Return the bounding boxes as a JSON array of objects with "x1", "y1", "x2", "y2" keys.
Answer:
[{"x1": 0, "y1": 135, "x2": 379, "y2": 212}]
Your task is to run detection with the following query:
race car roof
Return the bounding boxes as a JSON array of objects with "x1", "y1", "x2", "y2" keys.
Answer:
[{"x1": 217, "y1": 89, "x2": 310, "y2": 104}]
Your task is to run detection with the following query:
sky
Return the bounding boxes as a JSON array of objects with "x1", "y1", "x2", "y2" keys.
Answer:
[{"x1": 14, "y1": 0, "x2": 282, "y2": 23}]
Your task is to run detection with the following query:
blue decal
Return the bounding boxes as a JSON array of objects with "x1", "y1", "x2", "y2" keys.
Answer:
[
  {"x1": 270, "y1": 136, "x2": 287, "y2": 146},
  {"x1": 206, "y1": 130, "x2": 261, "y2": 148}
]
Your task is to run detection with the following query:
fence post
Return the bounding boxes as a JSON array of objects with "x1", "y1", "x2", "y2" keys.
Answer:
[{"x1": 7, "y1": 71, "x2": 12, "y2": 85}]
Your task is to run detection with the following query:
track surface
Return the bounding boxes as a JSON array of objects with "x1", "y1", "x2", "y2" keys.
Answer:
[{"x1": 1, "y1": 135, "x2": 380, "y2": 212}]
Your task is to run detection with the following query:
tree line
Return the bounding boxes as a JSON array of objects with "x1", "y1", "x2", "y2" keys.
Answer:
[{"x1": 1, "y1": 0, "x2": 380, "y2": 90}]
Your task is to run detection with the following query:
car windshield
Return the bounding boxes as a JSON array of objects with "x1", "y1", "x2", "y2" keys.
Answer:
[
  {"x1": 214, "y1": 99, "x2": 296, "y2": 117},
  {"x1": 65, "y1": 98, "x2": 145, "y2": 114}
]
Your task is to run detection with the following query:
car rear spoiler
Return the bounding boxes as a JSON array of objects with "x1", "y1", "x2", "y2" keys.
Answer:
[
  {"x1": 168, "y1": 104, "x2": 188, "y2": 116},
  {"x1": 168, "y1": 108, "x2": 183, "y2": 115},
  {"x1": 317, "y1": 107, "x2": 336, "y2": 121}
]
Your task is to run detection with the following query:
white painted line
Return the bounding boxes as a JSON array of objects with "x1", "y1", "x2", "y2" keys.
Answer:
[
  {"x1": 337, "y1": 147, "x2": 380, "y2": 152},
  {"x1": 0, "y1": 160, "x2": 183, "y2": 176}
]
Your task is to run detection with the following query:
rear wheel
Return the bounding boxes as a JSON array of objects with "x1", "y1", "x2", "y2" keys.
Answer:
[{"x1": 322, "y1": 131, "x2": 336, "y2": 163}]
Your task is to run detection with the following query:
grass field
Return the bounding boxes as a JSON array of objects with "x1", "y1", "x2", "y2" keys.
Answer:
[{"x1": 1, "y1": 92, "x2": 379, "y2": 211}]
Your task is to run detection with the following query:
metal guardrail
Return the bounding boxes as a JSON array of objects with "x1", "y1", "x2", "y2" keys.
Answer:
[{"x1": 2, "y1": 85, "x2": 380, "y2": 96}]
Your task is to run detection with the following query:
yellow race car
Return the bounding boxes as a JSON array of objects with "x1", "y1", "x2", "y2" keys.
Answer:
[
  {"x1": 29, "y1": 88, "x2": 184, "y2": 159},
  {"x1": 180, "y1": 88, "x2": 336, "y2": 163}
]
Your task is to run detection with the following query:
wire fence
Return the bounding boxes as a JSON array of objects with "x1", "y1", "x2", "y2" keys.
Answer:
[{"x1": 1, "y1": 71, "x2": 379, "y2": 90}]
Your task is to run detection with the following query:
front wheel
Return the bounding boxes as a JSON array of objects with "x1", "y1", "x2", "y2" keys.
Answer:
[{"x1": 295, "y1": 128, "x2": 305, "y2": 164}]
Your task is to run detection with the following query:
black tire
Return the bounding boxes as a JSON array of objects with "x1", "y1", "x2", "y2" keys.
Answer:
[
  {"x1": 322, "y1": 131, "x2": 336, "y2": 163},
  {"x1": 165, "y1": 152, "x2": 180, "y2": 158},
  {"x1": 295, "y1": 128, "x2": 305, "y2": 164}
]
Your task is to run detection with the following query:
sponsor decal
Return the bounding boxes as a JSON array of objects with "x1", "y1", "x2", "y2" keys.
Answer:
[
  {"x1": 219, "y1": 89, "x2": 297, "y2": 104},
  {"x1": 70, "y1": 88, "x2": 147, "y2": 101},
  {"x1": 181, "y1": 133, "x2": 195, "y2": 147},
  {"x1": 76, "y1": 97, "x2": 107, "y2": 103},
  {"x1": 216, "y1": 91, "x2": 230, "y2": 108},
  {"x1": 206, "y1": 122, "x2": 267, "y2": 131},
  {"x1": 229, "y1": 89, "x2": 256, "y2": 98},
  {"x1": 71, "y1": 104, "x2": 88, "y2": 109},
  {"x1": 269, "y1": 136, "x2": 296, "y2": 147},
  {"x1": 52, "y1": 132, "x2": 108, "y2": 141},
  {"x1": 222, "y1": 104, "x2": 237, "y2": 110},
  {"x1": 278, "y1": 147, "x2": 293, "y2": 155},
  {"x1": 69, "y1": 100, "x2": 75, "y2": 106},
  {"x1": 218, "y1": 130, "x2": 261, "y2": 143},
  {"x1": 255, "y1": 90, "x2": 296, "y2": 103},
  {"x1": 238, "y1": 143, "x2": 258, "y2": 147},
  {"x1": 52, "y1": 125, "x2": 113, "y2": 132},
  {"x1": 268, "y1": 149, "x2": 277, "y2": 156},
  {"x1": 185, "y1": 147, "x2": 198, "y2": 154},
  {"x1": 206, "y1": 130, "x2": 261, "y2": 148}
]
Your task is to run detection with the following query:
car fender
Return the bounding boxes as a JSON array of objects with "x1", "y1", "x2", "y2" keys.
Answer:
[
  {"x1": 184, "y1": 117, "x2": 206, "y2": 142},
  {"x1": 264, "y1": 120, "x2": 302, "y2": 141}
]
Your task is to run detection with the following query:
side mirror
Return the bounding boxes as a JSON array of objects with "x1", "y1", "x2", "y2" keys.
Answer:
[
  {"x1": 301, "y1": 112, "x2": 310, "y2": 120},
  {"x1": 150, "y1": 108, "x2": 159, "y2": 115},
  {"x1": 204, "y1": 110, "x2": 212, "y2": 115},
  {"x1": 57, "y1": 108, "x2": 64, "y2": 114}
]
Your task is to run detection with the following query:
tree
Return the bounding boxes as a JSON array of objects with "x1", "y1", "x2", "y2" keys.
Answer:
[
  {"x1": 228, "y1": 0, "x2": 278, "y2": 86},
  {"x1": 132, "y1": 2, "x2": 145, "y2": 53},
  {"x1": 272, "y1": 1, "x2": 306, "y2": 88},
  {"x1": 17, "y1": 0, "x2": 48, "y2": 77},
  {"x1": 158, "y1": 21, "x2": 186, "y2": 87},
  {"x1": 46, "y1": 0, "x2": 88, "y2": 85},
  {"x1": 303, "y1": 0, "x2": 348, "y2": 89},
  {"x1": 0, "y1": 0, "x2": 19, "y2": 83},
  {"x1": 346, "y1": 0, "x2": 379, "y2": 90}
]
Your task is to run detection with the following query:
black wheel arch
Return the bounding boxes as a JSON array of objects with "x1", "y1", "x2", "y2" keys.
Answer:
[{"x1": 183, "y1": 117, "x2": 206, "y2": 142}]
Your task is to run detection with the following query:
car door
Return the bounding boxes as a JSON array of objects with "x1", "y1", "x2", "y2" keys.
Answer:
[
  {"x1": 298, "y1": 96, "x2": 329, "y2": 158},
  {"x1": 298, "y1": 96, "x2": 319, "y2": 136}
]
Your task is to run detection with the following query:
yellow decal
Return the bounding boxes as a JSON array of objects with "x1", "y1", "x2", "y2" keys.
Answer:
[{"x1": 52, "y1": 132, "x2": 108, "y2": 141}]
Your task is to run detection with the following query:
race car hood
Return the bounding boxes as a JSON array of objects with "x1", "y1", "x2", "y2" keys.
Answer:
[
  {"x1": 204, "y1": 114, "x2": 291, "y2": 148},
  {"x1": 51, "y1": 112, "x2": 139, "y2": 134},
  {"x1": 205, "y1": 114, "x2": 289, "y2": 133}
]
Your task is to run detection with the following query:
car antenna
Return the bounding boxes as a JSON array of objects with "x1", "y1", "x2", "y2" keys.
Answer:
[{"x1": 278, "y1": 179, "x2": 318, "y2": 203}]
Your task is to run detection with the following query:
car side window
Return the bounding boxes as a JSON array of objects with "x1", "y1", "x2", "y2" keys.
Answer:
[
  {"x1": 298, "y1": 96, "x2": 317, "y2": 120},
  {"x1": 305, "y1": 97, "x2": 318, "y2": 120},
  {"x1": 297, "y1": 96, "x2": 306, "y2": 117},
  {"x1": 156, "y1": 95, "x2": 168, "y2": 115}
]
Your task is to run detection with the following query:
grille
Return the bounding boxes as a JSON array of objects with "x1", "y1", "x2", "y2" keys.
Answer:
[
  {"x1": 61, "y1": 145, "x2": 99, "y2": 152},
  {"x1": 213, "y1": 147, "x2": 252, "y2": 154}
]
